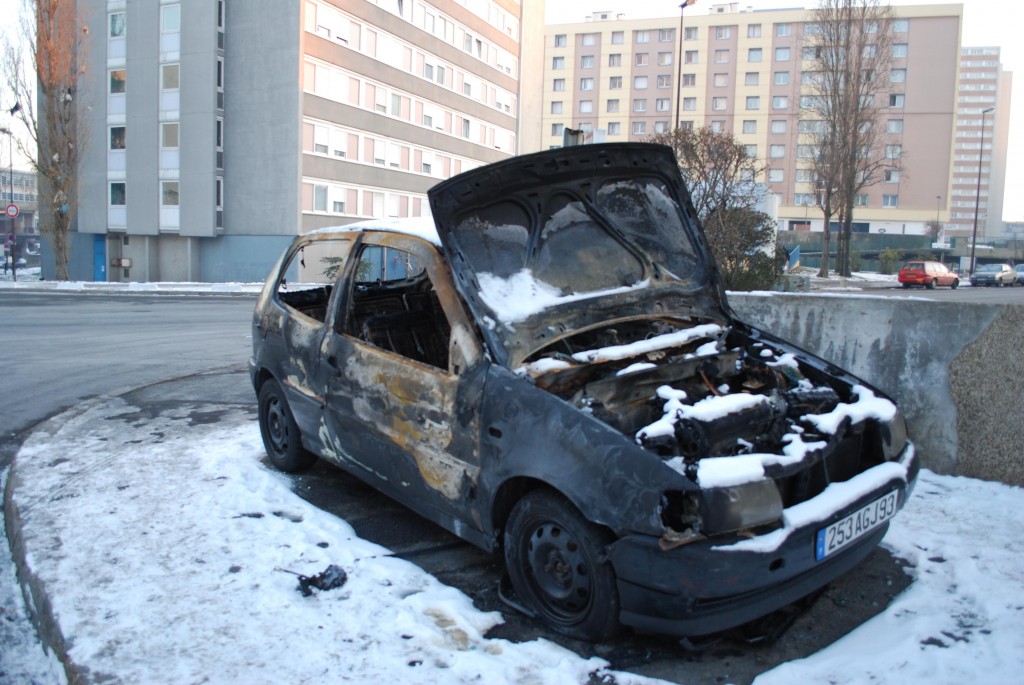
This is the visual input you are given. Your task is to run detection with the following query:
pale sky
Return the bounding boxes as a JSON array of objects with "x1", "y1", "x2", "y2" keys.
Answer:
[{"x1": 547, "y1": 0, "x2": 1024, "y2": 221}]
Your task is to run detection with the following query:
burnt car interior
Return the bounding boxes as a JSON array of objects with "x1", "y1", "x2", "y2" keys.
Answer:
[{"x1": 341, "y1": 245, "x2": 451, "y2": 370}]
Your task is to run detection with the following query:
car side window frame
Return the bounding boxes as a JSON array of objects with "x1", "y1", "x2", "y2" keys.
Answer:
[{"x1": 272, "y1": 236, "x2": 354, "y2": 325}]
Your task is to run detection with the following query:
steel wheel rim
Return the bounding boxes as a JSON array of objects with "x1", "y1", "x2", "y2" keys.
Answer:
[
  {"x1": 265, "y1": 395, "x2": 289, "y2": 453},
  {"x1": 525, "y1": 521, "x2": 593, "y2": 623}
]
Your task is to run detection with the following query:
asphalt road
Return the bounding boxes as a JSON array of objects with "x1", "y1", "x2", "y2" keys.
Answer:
[{"x1": 2, "y1": 290, "x2": 915, "y2": 684}]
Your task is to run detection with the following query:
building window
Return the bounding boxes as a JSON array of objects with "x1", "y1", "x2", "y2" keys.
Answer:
[
  {"x1": 715, "y1": 26, "x2": 731, "y2": 39},
  {"x1": 712, "y1": 97, "x2": 727, "y2": 111},
  {"x1": 110, "y1": 182, "x2": 126, "y2": 206},
  {"x1": 657, "y1": 74, "x2": 672, "y2": 88},
  {"x1": 580, "y1": 78, "x2": 594, "y2": 90},
  {"x1": 710, "y1": 120, "x2": 725, "y2": 133},
  {"x1": 216, "y1": 177, "x2": 223, "y2": 209},
  {"x1": 884, "y1": 169, "x2": 901, "y2": 183},
  {"x1": 161, "y1": 4, "x2": 181, "y2": 32},
  {"x1": 162, "y1": 181, "x2": 180, "y2": 206},
  {"x1": 635, "y1": 53, "x2": 649, "y2": 67},
  {"x1": 682, "y1": 73, "x2": 696, "y2": 86},
  {"x1": 742, "y1": 120, "x2": 757, "y2": 134},
  {"x1": 714, "y1": 73, "x2": 728, "y2": 87},
  {"x1": 659, "y1": 28, "x2": 674, "y2": 42},
  {"x1": 216, "y1": 118, "x2": 224, "y2": 149},
  {"x1": 746, "y1": 96, "x2": 760, "y2": 110},
  {"x1": 768, "y1": 169, "x2": 784, "y2": 183},
  {"x1": 633, "y1": 99, "x2": 647, "y2": 112},
  {"x1": 685, "y1": 50, "x2": 698, "y2": 64},
  {"x1": 776, "y1": 23, "x2": 791, "y2": 37},
  {"x1": 580, "y1": 100, "x2": 593, "y2": 113},
  {"x1": 110, "y1": 69, "x2": 126, "y2": 94},
  {"x1": 795, "y1": 193, "x2": 815, "y2": 205},
  {"x1": 635, "y1": 30, "x2": 650, "y2": 44},
  {"x1": 772, "y1": 95, "x2": 789, "y2": 109},
  {"x1": 161, "y1": 64, "x2": 180, "y2": 90},
  {"x1": 854, "y1": 194, "x2": 868, "y2": 207},
  {"x1": 581, "y1": 33, "x2": 597, "y2": 46},
  {"x1": 886, "y1": 144, "x2": 902, "y2": 159},
  {"x1": 803, "y1": 46, "x2": 822, "y2": 60},
  {"x1": 609, "y1": 76, "x2": 622, "y2": 89},
  {"x1": 745, "y1": 72, "x2": 759, "y2": 86},
  {"x1": 109, "y1": 12, "x2": 126, "y2": 38},
  {"x1": 796, "y1": 168, "x2": 816, "y2": 182},
  {"x1": 774, "y1": 71, "x2": 790, "y2": 85},
  {"x1": 607, "y1": 98, "x2": 619, "y2": 112},
  {"x1": 656, "y1": 98, "x2": 670, "y2": 112},
  {"x1": 632, "y1": 121, "x2": 646, "y2": 135},
  {"x1": 611, "y1": 31, "x2": 624, "y2": 45},
  {"x1": 748, "y1": 48, "x2": 763, "y2": 62},
  {"x1": 883, "y1": 194, "x2": 899, "y2": 207},
  {"x1": 109, "y1": 126, "x2": 126, "y2": 150},
  {"x1": 771, "y1": 120, "x2": 787, "y2": 134},
  {"x1": 655, "y1": 121, "x2": 669, "y2": 133},
  {"x1": 161, "y1": 122, "x2": 179, "y2": 148},
  {"x1": 552, "y1": 56, "x2": 565, "y2": 69},
  {"x1": 683, "y1": 97, "x2": 696, "y2": 111},
  {"x1": 554, "y1": 34, "x2": 567, "y2": 47},
  {"x1": 581, "y1": 55, "x2": 595, "y2": 68},
  {"x1": 887, "y1": 119, "x2": 904, "y2": 133},
  {"x1": 608, "y1": 121, "x2": 621, "y2": 135},
  {"x1": 634, "y1": 76, "x2": 648, "y2": 89},
  {"x1": 551, "y1": 101, "x2": 563, "y2": 114},
  {"x1": 609, "y1": 53, "x2": 621, "y2": 67},
  {"x1": 715, "y1": 49, "x2": 729, "y2": 64},
  {"x1": 748, "y1": 24, "x2": 762, "y2": 38},
  {"x1": 889, "y1": 93, "x2": 905, "y2": 107},
  {"x1": 893, "y1": 19, "x2": 909, "y2": 33},
  {"x1": 797, "y1": 144, "x2": 818, "y2": 158},
  {"x1": 770, "y1": 144, "x2": 785, "y2": 158},
  {"x1": 553, "y1": 78, "x2": 565, "y2": 91},
  {"x1": 775, "y1": 47, "x2": 791, "y2": 61},
  {"x1": 658, "y1": 52, "x2": 672, "y2": 66},
  {"x1": 744, "y1": 144, "x2": 757, "y2": 157},
  {"x1": 890, "y1": 68, "x2": 906, "y2": 83},
  {"x1": 893, "y1": 43, "x2": 908, "y2": 58},
  {"x1": 313, "y1": 185, "x2": 327, "y2": 212},
  {"x1": 684, "y1": 26, "x2": 697, "y2": 40},
  {"x1": 551, "y1": 123, "x2": 564, "y2": 136},
  {"x1": 217, "y1": 57, "x2": 224, "y2": 90}
]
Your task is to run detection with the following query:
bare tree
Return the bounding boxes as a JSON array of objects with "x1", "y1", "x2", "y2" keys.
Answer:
[
  {"x1": 800, "y1": 0, "x2": 900, "y2": 277},
  {"x1": 1, "y1": 0, "x2": 88, "y2": 280},
  {"x1": 648, "y1": 126, "x2": 781, "y2": 290}
]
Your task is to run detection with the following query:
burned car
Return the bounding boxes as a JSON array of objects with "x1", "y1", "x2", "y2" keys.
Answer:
[{"x1": 250, "y1": 143, "x2": 918, "y2": 642}]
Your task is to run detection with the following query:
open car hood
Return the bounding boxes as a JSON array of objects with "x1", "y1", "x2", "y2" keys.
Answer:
[{"x1": 428, "y1": 143, "x2": 731, "y2": 368}]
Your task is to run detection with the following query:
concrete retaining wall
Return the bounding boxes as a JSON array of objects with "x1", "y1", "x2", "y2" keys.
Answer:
[{"x1": 730, "y1": 293, "x2": 1024, "y2": 486}]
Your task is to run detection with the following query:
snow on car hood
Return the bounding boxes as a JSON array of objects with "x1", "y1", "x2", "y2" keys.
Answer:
[{"x1": 428, "y1": 143, "x2": 729, "y2": 368}]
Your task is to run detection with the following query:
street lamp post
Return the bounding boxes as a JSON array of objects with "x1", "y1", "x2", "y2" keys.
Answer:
[
  {"x1": 674, "y1": 1, "x2": 696, "y2": 131},
  {"x1": 0, "y1": 125, "x2": 13, "y2": 281},
  {"x1": 969, "y1": 107, "x2": 994, "y2": 275},
  {"x1": 934, "y1": 195, "x2": 941, "y2": 226}
]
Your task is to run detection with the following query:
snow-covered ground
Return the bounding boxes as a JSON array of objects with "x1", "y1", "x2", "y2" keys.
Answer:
[{"x1": 3, "y1": 396, "x2": 1023, "y2": 684}]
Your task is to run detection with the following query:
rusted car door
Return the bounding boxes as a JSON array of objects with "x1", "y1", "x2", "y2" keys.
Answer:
[{"x1": 318, "y1": 233, "x2": 488, "y2": 536}]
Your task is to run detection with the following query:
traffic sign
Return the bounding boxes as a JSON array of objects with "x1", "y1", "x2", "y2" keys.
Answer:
[{"x1": 5, "y1": 203, "x2": 17, "y2": 219}]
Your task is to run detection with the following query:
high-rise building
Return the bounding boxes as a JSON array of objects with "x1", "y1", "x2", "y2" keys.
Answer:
[
  {"x1": 69, "y1": 0, "x2": 542, "y2": 282},
  {"x1": 543, "y1": 3, "x2": 1011, "y2": 238},
  {"x1": 949, "y1": 47, "x2": 1012, "y2": 238}
]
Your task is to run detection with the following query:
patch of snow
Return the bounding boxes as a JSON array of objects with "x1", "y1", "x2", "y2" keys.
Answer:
[
  {"x1": 477, "y1": 269, "x2": 649, "y2": 324},
  {"x1": 573, "y1": 324, "x2": 723, "y2": 364},
  {"x1": 695, "y1": 455, "x2": 766, "y2": 488},
  {"x1": 805, "y1": 386, "x2": 896, "y2": 434},
  {"x1": 617, "y1": 362, "x2": 658, "y2": 376},
  {"x1": 307, "y1": 217, "x2": 440, "y2": 246}
]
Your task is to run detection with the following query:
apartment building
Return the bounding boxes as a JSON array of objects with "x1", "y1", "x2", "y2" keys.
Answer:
[
  {"x1": 948, "y1": 47, "x2": 1012, "y2": 238},
  {"x1": 69, "y1": 0, "x2": 542, "y2": 282},
  {"x1": 543, "y1": 3, "x2": 1011, "y2": 238}
]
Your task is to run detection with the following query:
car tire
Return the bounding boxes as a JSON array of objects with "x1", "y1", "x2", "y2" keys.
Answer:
[
  {"x1": 927, "y1": 279, "x2": 936, "y2": 290},
  {"x1": 258, "y1": 379, "x2": 318, "y2": 473},
  {"x1": 951, "y1": 279, "x2": 959, "y2": 289},
  {"x1": 901, "y1": 282, "x2": 911, "y2": 289},
  {"x1": 504, "y1": 489, "x2": 621, "y2": 642}
]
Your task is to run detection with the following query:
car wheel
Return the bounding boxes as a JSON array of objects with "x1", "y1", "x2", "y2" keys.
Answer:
[
  {"x1": 951, "y1": 279, "x2": 959, "y2": 289},
  {"x1": 901, "y1": 282, "x2": 911, "y2": 289},
  {"x1": 258, "y1": 379, "x2": 318, "y2": 472},
  {"x1": 927, "y1": 279, "x2": 936, "y2": 290},
  {"x1": 504, "y1": 489, "x2": 621, "y2": 642}
]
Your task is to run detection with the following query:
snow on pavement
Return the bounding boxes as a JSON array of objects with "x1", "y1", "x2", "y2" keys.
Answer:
[{"x1": 4, "y1": 395, "x2": 1024, "y2": 684}]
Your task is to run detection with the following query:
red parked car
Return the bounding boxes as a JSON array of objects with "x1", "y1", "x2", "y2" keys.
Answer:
[{"x1": 898, "y1": 261, "x2": 959, "y2": 289}]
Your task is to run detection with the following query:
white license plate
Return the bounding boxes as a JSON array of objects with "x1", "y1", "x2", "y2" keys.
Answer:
[{"x1": 815, "y1": 490, "x2": 898, "y2": 561}]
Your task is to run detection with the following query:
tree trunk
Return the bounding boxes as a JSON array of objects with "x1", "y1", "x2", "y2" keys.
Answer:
[{"x1": 818, "y1": 206, "x2": 832, "y2": 278}]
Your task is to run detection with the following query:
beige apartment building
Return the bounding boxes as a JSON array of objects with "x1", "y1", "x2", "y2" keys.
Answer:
[{"x1": 543, "y1": 3, "x2": 1012, "y2": 238}]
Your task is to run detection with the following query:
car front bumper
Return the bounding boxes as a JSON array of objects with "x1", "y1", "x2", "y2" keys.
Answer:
[{"x1": 607, "y1": 444, "x2": 919, "y2": 637}]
